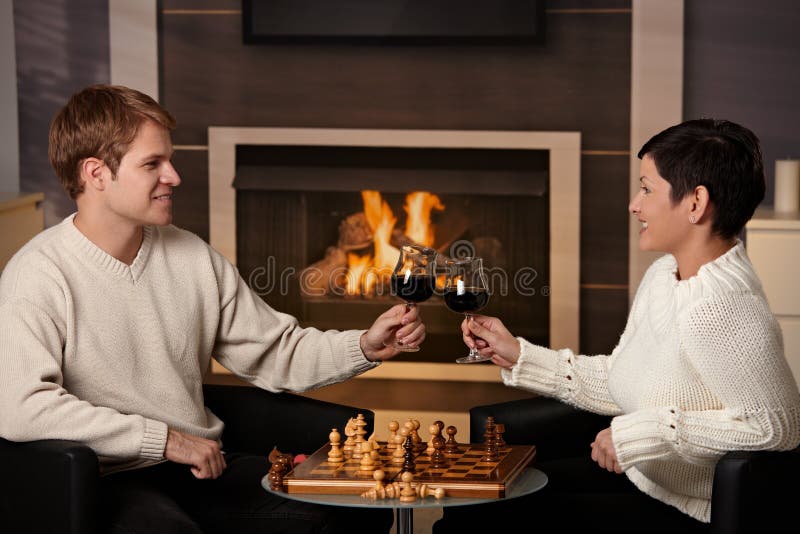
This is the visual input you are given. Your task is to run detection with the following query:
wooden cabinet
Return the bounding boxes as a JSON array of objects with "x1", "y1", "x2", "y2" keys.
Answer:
[
  {"x1": 746, "y1": 209, "x2": 800, "y2": 386},
  {"x1": 0, "y1": 192, "x2": 44, "y2": 272}
]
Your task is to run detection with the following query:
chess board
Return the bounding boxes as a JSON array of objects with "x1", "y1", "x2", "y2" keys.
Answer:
[{"x1": 281, "y1": 441, "x2": 536, "y2": 498}]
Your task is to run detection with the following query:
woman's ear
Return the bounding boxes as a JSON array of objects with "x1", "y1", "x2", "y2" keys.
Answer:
[
  {"x1": 688, "y1": 185, "x2": 711, "y2": 223},
  {"x1": 80, "y1": 158, "x2": 107, "y2": 191}
]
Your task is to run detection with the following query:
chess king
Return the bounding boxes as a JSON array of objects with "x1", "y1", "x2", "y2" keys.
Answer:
[{"x1": 0, "y1": 84, "x2": 427, "y2": 534}]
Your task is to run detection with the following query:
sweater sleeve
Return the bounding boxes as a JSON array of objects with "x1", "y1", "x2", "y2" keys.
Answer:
[
  {"x1": 0, "y1": 298, "x2": 168, "y2": 460},
  {"x1": 612, "y1": 293, "x2": 800, "y2": 469},
  {"x1": 208, "y1": 249, "x2": 378, "y2": 393},
  {"x1": 501, "y1": 339, "x2": 623, "y2": 416}
]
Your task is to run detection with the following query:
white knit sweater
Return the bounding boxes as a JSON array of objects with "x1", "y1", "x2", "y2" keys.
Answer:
[
  {"x1": 0, "y1": 215, "x2": 378, "y2": 474},
  {"x1": 502, "y1": 241, "x2": 800, "y2": 522}
]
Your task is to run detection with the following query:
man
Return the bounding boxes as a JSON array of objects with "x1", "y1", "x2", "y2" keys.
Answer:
[{"x1": 0, "y1": 84, "x2": 425, "y2": 533}]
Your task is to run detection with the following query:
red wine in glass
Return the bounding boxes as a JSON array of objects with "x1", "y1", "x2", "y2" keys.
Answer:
[
  {"x1": 443, "y1": 257, "x2": 491, "y2": 363},
  {"x1": 443, "y1": 286, "x2": 489, "y2": 314},
  {"x1": 385, "y1": 244, "x2": 438, "y2": 352}
]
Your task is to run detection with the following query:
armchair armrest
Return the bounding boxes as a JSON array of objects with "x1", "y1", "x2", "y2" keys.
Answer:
[
  {"x1": 0, "y1": 437, "x2": 99, "y2": 534},
  {"x1": 710, "y1": 446, "x2": 800, "y2": 534},
  {"x1": 469, "y1": 396, "x2": 610, "y2": 463},
  {"x1": 202, "y1": 384, "x2": 374, "y2": 456}
]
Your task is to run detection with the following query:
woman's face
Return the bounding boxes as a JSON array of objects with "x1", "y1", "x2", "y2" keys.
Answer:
[{"x1": 629, "y1": 154, "x2": 692, "y2": 253}]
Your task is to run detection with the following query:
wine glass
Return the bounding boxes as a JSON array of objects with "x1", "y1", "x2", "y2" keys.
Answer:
[
  {"x1": 385, "y1": 244, "x2": 438, "y2": 352},
  {"x1": 443, "y1": 257, "x2": 491, "y2": 363}
]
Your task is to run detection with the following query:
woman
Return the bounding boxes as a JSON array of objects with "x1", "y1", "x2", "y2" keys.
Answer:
[{"x1": 434, "y1": 119, "x2": 800, "y2": 532}]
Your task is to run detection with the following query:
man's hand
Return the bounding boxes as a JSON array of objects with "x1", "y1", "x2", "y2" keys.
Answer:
[
  {"x1": 461, "y1": 315, "x2": 521, "y2": 369},
  {"x1": 164, "y1": 428, "x2": 227, "y2": 479},
  {"x1": 360, "y1": 303, "x2": 426, "y2": 361},
  {"x1": 590, "y1": 427, "x2": 622, "y2": 474}
]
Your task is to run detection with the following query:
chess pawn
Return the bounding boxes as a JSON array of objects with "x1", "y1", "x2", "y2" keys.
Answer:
[
  {"x1": 427, "y1": 420, "x2": 444, "y2": 454},
  {"x1": 386, "y1": 420, "x2": 400, "y2": 449},
  {"x1": 360, "y1": 486, "x2": 386, "y2": 500},
  {"x1": 444, "y1": 425, "x2": 460, "y2": 454},
  {"x1": 495, "y1": 423, "x2": 507, "y2": 449},
  {"x1": 417, "y1": 484, "x2": 446, "y2": 499},
  {"x1": 399, "y1": 471, "x2": 417, "y2": 503},
  {"x1": 384, "y1": 481, "x2": 402, "y2": 499},
  {"x1": 358, "y1": 439, "x2": 376, "y2": 473},
  {"x1": 372, "y1": 468, "x2": 387, "y2": 490},
  {"x1": 391, "y1": 428, "x2": 406, "y2": 464},
  {"x1": 327, "y1": 428, "x2": 344, "y2": 463}
]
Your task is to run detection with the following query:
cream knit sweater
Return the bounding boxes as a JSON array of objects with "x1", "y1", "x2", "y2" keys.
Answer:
[
  {"x1": 0, "y1": 215, "x2": 378, "y2": 474},
  {"x1": 502, "y1": 241, "x2": 800, "y2": 522}
]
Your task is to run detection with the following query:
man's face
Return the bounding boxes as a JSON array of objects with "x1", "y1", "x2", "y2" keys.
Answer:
[{"x1": 104, "y1": 119, "x2": 180, "y2": 227}]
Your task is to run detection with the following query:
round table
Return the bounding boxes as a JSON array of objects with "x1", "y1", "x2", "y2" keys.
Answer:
[{"x1": 262, "y1": 467, "x2": 547, "y2": 534}]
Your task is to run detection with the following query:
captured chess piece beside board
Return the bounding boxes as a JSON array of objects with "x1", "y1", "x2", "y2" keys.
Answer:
[{"x1": 266, "y1": 414, "x2": 535, "y2": 500}]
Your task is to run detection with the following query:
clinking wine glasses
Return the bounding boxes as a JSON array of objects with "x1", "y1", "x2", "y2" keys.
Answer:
[
  {"x1": 385, "y1": 244, "x2": 438, "y2": 352},
  {"x1": 444, "y1": 257, "x2": 491, "y2": 363}
]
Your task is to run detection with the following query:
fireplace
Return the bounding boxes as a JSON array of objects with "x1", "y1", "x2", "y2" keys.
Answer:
[{"x1": 209, "y1": 128, "x2": 580, "y2": 381}]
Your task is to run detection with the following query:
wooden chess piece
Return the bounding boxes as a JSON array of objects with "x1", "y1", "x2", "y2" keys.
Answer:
[
  {"x1": 427, "y1": 420, "x2": 444, "y2": 454},
  {"x1": 343, "y1": 417, "x2": 356, "y2": 456},
  {"x1": 401, "y1": 429, "x2": 416, "y2": 473},
  {"x1": 417, "y1": 484, "x2": 446, "y2": 499},
  {"x1": 358, "y1": 439, "x2": 376, "y2": 474},
  {"x1": 444, "y1": 425, "x2": 460, "y2": 454},
  {"x1": 399, "y1": 471, "x2": 417, "y2": 503},
  {"x1": 384, "y1": 481, "x2": 402, "y2": 499},
  {"x1": 327, "y1": 427, "x2": 345, "y2": 463},
  {"x1": 372, "y1": 468, "x2": 387, "y2": 491},
  {"x1": 481, "y1": 416, "x2": 499, "y2": 462},
  {"x1": 352, "y1": 413, "x2": 368, "y2": 459},
  {"x1": 429, "y1": 423, "x2": 448, "y2": 469},
  {"x1": 391, "y1": 428, "x2": 406, "y2": 465},
  {"x1": 495, "y1": 422, "x2": 507, "y2": 449},
  {"x1": 386, "y1": 420, "x2": 400, "y2": 449},
  {"x1": 410, "y1": 419, "x2": 425, "y2": 452}
]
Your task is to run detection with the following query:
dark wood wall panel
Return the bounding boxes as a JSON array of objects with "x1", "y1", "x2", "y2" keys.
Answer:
[
  {"x1": 580, "y1": 154, "x2": 630, "y2": 285},
  {"x1": 171, "y1": 149, "x2": 209, "y2": 242},
  {"x1": 161, "y1": 8, "x2": 630, "y2": 150},
  {"x1": 160, "y1": 0, "x2": 632, "y2": 353},
  {"x1": 580, "y1": 287, "x2": 629, "y2": 355}
]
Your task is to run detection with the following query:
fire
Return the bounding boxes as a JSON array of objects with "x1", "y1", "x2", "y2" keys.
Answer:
[
  {"x1": 345, "y1": 190, "x2": 443, "y2": 296},
  {"x1": 404, "y1": 192, "x2": 445, "y2": 247}
]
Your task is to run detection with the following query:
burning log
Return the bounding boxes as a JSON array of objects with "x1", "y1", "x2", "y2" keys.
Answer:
[
  {"x1": 338, "y1": 212, "x2": 372, "y2": 251},
  {"x1": 300, "y1": 246, "x2": 347, "y2": 296}
]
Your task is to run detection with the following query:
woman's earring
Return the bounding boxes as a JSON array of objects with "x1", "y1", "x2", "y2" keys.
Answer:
[{"x1": 689, "y1": 215, "x2": 696, "y2": 224}]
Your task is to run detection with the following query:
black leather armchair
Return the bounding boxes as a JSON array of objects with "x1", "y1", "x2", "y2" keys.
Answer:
[
  {"x1": 469, "y1": 396, "x2": 800, "y2": 534},
  {"x1": 0, "y1": 384, "x2": 374, "y2": 534}
]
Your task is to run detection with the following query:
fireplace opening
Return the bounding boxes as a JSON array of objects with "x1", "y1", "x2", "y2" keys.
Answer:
[{"x1": 234, "y1": 144, "x2": 550, "y2": 363}]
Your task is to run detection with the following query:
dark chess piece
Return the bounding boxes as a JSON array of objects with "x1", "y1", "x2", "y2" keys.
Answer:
[
  {"x1": 495, "y1": 422, "x2": 507, "y2": 449},
  {"x1": 444, "y1": 425, "x2": 460, "y2": 454},
  {"x1": 481, "y1": 416, "x2": 499, "y2": 462},
  {"x1": 402, "y1": 430, "x2": 416, "y2": 474},
  {"x1": 429, "y1": 424, "x2": 448, "y2": 469}
]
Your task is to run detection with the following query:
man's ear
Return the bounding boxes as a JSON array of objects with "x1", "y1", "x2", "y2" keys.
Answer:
[{"x1": 80, "y1": 157, "x2": 108, "y2": 191}]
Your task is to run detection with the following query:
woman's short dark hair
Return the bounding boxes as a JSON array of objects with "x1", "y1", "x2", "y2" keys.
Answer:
[{"x1": 637, "y1": 118, "x2": 765, "y2": 240}]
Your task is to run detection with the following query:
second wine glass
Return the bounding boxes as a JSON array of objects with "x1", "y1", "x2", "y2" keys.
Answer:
[
  {"x1": 385, "y1": 244, "x2": 438, "y2": 352},
  {"x1": 443, "y1": 257, "x2": 491, "y2": 363}
]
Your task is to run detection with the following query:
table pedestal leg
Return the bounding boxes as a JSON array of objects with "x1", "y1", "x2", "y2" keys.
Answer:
[{"x1": 396, "y1": 507, "x2": 413, "y2": 534}]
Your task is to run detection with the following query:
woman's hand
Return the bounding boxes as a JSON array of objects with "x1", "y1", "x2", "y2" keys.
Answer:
[
  {"x1": 590, "y1": 427, "x2": 622, "y2": 474},
  {"x1": 461, "y1": 315, "x2": 521, "y2": 369}
]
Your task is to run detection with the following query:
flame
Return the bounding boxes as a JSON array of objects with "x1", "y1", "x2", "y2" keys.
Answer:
[
  {"x1": 345, "y1": 253, "x2": 371, "y2": 296},
  {"x1": 404, "y1": 192, "x2": 444, "y2": 247},
  {"x1": 345, "y1": 190, "x2": 440, "y2": 296}
]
